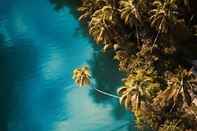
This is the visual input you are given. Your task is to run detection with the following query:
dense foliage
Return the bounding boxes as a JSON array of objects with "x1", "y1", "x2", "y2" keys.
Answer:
[{"x1": 75, "y1": 0, "x2": 197, "y2": 130}]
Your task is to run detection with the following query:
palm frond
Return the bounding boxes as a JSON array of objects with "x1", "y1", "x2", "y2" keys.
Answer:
[{"x1": 72, "y1": 66, "x2": 91, "y2": 87}]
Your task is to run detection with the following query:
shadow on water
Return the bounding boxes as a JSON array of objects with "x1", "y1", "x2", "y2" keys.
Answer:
[
  {"x1": 88, "y1": 45, "x2": 138, "y2": 130},
  {"x1": 88, "y1": 46, "x2": 123, "y2": 104},
  {"x1": 0, "y1": 33, "x2": 67, "y2": 131},
  {"x1": 49, "y1": 0, "x2": 80, "y2": 16},
  {"x1": 49, "y1": 1, "x2": 138, "y2": 130},
  {"x1": 49, "y1": 0, "x2": 90, "y2": 39},
  {"x1": 48, "y1": 0, "x2": 124, "y2": 105},
  {"x1": 0, "y1": 34, "x2": 38, "y2": 130}
]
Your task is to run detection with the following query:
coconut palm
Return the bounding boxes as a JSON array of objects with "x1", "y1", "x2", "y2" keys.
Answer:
[
  {"x1": 119, "y1": 0, "x2": 144, "y2": 45},
  {"x1": 159, "y1": 120, "x2": 183, "y2": 131},
  {"x1": 78, "y1": 0, "x2": 108, "y2": 21},
  {"x1": 117, "y1": 85, "x2": 141, "y2": 110},
  {"x1": 153, "y1": 69, "x2": 193, "y2": 110},
  {"x1": 117, "y1": 67, "x2": 160, "y2": 110},
  {"x1": 78, "y1": 0, "x2": 96, "y2": 21},
  {"x1": 88, "y1": 5, "x2": 114, "y2": 44},
  {"x1": 149, "y1": 0, "x2": 177, "y2": 33},
  {"x1": 88, "y1": 4, "x2": 121, "y2": 52},
  {"x1": 119, "y1": 0, "x2": 142, "y2": 26},
  {"x1": 72, "y1": 66, "x2": 119, "y2": 98},
  {"x1": 75, "y1": 0, "x2": 197, "y2": 130},
  {"x1": 72, "y1": 66, "x2": 91, "y2": 87}
]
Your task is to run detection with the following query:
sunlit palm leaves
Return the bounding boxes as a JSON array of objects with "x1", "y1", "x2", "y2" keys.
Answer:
[
  {"x1": 72, "y1": 66, "x2": 91, "y2": 87},
  {"x1": 78, "y1": 0, "x2": 94, "y2": 21},
  {"x1": 76, "y1": 0, "x2": 197, "y2": 130},
  {"x1": 159, "y1": 120, "x2": 183, "y2": 131},
  {"x1": 119, "y1": 0, "x2": 141, "y2": 26},
  {"x1": 78, "y1": 0, "x2": 108, "y2": 21},
  {"x1": 117, "y1": 85, "x2": 140, "y2": 110},
  {"x1": 153, "y1": 69, "x2": 193, "y2": 109},
  {"x1": 149, "y1": 0, "x2": 177, "y2": 33},
  {"x1": 79, "y1": 0, "x2": 122, "y2": 51},
  {"x1": 153, "y1": 85, "x2": 180, "y2": 109},
  {"x1": 114, "y1": 50, "x2": 130, "y2": 71},
  {"x1": 72, "y1": 66, "x2": 120, "y2": 98},
  {"x1": 117, "y1": 68, "x2": 160, "y2": 110},
  {"x1": 89, "y1": 5, "x2": 114, "y2": 44}
]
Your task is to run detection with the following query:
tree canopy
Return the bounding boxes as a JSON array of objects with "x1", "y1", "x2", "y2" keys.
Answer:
[{"x1": 72, "y1": 0, "x2": 197, "y2": 130}]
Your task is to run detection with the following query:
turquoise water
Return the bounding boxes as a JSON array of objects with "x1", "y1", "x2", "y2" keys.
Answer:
[{"x1": 0, "y1": 0, "x2": 136, "y2": 131}]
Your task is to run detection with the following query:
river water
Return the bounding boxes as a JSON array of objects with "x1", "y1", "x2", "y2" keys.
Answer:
[{"x1": 0, "y1": 0, "x2": 136, "y2": 131}]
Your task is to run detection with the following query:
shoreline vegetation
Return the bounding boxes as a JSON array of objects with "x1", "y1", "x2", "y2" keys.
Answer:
[{"x1": 51, "y1": 0, "x2": 197, "y2": 130}]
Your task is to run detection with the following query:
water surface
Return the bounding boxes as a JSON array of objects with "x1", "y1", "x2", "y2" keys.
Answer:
[{"x1": 0, "y1": 0, "x2": 136, "y2": 131}]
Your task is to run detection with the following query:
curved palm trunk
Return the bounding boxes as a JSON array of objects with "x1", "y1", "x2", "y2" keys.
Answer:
[{"x1": 90, "y1": 84, "x2": 119, "y2": 99}]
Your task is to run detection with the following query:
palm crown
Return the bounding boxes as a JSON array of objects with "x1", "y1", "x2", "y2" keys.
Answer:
[
  {"x1": 149, "y1": 0, "x2": 177, "y2": 33},
  {"x1": 72, "y1": 66, "x2": 91, "y2": 87},
  {"x1": 119, "y1": 0, "x2": 141, "y2": 26}
]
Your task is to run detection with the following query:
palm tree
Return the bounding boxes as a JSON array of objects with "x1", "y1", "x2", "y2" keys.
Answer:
[
  {"x1": 75, "y1": 0, "x2": 197, "y2": 130},
  {"x1": 78, "y1": 0, "x2": 109, "y2": 21},
  {"x1": 117, "y1": 85, "x2": 141, "y2": 110},
  {"x1": 72, "y1": 66, "x2": 91, "y2": 87},
  {"x1": 79, "y1": 1, "x2": 122, "y2": 51},
  {"x1": 159, "y1": 120, "x2": 183, "y2": 131},
  {"x1": 119, "y1": 0, "x2": 144, "y2": 45},
  {"x1": 153, "y1": 68, "x2": 192, "y2": 110},
  {"x1": 88, "y1": 5, "x2": 122, "y2": 52},
  {"x1": 119, "y1": 0, "x2": 142, "y2": 26},
  {"x1": 117, "y1": 67, "x2": 160, "y2": 110},
  {"x1": 72, "y1": 66, "x2": 119, "y2": 98},
  {"x1": 149, "y1": 0, "x2": 177, "y2": 33},
  {"x1": 78, "y1": 0, "x2": 96, "y2": 21},
  {"x1": 88, "y1": 5, "x2": 114, "y2": 44}
]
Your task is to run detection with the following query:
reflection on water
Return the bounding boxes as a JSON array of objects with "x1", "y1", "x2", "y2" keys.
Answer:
[{"x1": 0, "y1": 0, "x2": 137, "y2": 131}]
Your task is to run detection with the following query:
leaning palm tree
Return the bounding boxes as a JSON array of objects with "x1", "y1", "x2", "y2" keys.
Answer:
[{"x1": 72, "y1": 66, "x2": 119, "y2": 98}]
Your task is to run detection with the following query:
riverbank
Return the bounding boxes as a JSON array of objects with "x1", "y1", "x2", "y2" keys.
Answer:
[{"x1": 74, "y1": 0, "x2": 197, "y2": 130}]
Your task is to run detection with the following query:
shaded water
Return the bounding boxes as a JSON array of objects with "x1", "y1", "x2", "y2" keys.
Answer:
[{"x1": 0, "y1": 0, "x2": 136, "y2": 131}]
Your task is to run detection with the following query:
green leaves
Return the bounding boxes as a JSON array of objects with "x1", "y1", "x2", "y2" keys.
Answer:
[
  {"x1": 117, "y1": 86, "x2": 133, "y2": 109},
  {"x1": 149, "y1": 0, "x2": 177, "y2": 33},
  {"x1": 117, "y1": 67, "x2": 161, "y2": 112},
  {"x1": 88, "y1": 5, "x2": 113, "y2": 44},
  {"x1": 153, "y1": 68, "x2": 193, "y2": 110},
  {"x1": 76, "y1": 0, "x2": 197, "y2": 130},
  {"x1": 159, "y1": 120, "x2": 183, "y2": 131},
  {"x1": 119, "y1": 0, "x2": 141, "y2": 26},
  {"x1": 78, "y1": 0, "x2": 109, "y2": 21},
  {"x1": 72, "y1": 66, "x2": 91, "y2": 87}
]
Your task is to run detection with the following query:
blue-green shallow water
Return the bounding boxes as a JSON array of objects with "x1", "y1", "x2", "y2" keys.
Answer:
[{"x1": 0, "y1": 0, "x2": 137, "y2": 131}]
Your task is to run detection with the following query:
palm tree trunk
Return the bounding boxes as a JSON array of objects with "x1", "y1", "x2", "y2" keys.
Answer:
[{"x1": 91, "y1": 84, "x2": 119, "y2": 99}]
